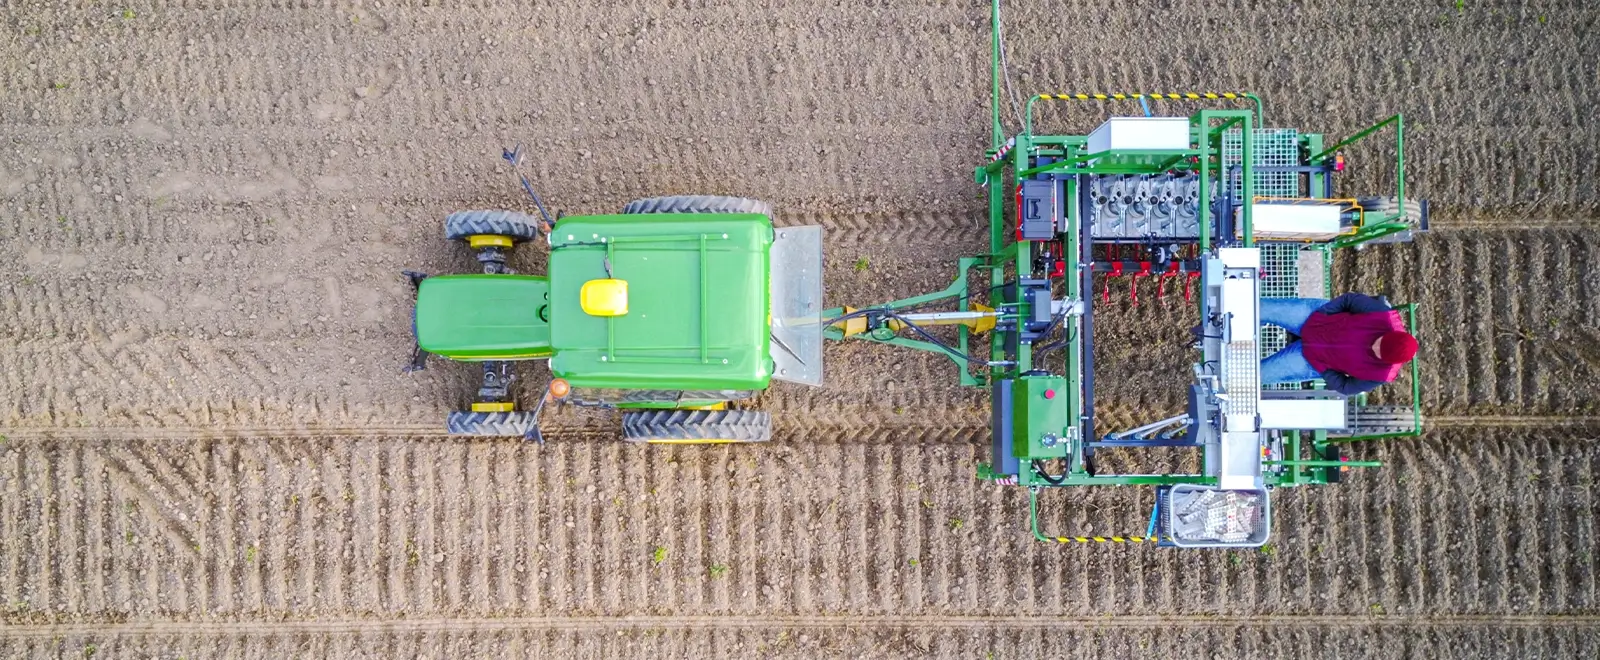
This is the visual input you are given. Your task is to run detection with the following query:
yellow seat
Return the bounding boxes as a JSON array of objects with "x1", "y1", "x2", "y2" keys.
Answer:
[{"x1": 580, "y1": 278, "x2": 629, "y2": 316}]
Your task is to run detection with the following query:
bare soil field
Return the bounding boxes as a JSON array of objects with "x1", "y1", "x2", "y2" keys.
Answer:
[{"x1": 1, "y1": 0, "x2": 1597, "y2": 657}]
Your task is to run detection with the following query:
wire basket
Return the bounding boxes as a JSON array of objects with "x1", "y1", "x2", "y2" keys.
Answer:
[{"x1": 1161, "y1": 484, "x2": 1271, "y2": 548}]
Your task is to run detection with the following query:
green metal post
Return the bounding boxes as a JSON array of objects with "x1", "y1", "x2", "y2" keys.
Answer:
[
  {"x1": 1285, "y1": 430, "x2": 1301, "y2": 486},
  {"x1": 1241, "y1": 111, "x2": 1254, "y2": 246},
  {"x1": 1063, "y1": 171, "x2": 1082, "y2": 468},
  {"x1": 1305, "y1": 134, "x2": 1325, "y2": 199},
  {"x1": 1028, "y1": 488, "x2": 1051, "y2": 542},
  {"x1": 990, "y1": 0, "x2": 1002, "y2": 149},
  {"x1": 1396, "y1": 114, "x2": 1405, "y2": 218}
]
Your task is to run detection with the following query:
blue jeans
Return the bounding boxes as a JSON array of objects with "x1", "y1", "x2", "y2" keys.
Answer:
[{"x1": 1258, "y1": 298, "x2": 1327, "y2": 385}]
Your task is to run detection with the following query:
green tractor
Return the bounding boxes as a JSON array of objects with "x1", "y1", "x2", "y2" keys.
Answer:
[{"x1": 406, "y1": 190, "x2": 823, "y2": 444}]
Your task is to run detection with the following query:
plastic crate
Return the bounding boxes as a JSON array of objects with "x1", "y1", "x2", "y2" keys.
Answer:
[{"x1": 1161, "y1": 484, "x2": 1271, "y2": 548}]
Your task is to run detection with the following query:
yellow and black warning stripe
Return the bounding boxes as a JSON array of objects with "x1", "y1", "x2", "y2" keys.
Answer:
[
  {"x1": 1051, "y1": 535, "x2": 1161, "y2": 544},
  {"x1": 1035, "y1": 92, "x2": 1246, "y2": 101}
]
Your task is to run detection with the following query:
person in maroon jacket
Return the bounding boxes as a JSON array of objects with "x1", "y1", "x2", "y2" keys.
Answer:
[{"x1": 1258, "y1": 293, "x2": 1419, "y2": 395}]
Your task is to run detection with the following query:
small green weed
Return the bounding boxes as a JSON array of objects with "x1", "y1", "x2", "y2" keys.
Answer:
[
  {"x1": 652, "y1": 545, "x2": 668, "y2": 564},
  {"x1": 853, "y1": 257, "x2": 869, "y2": 272},
  {"x1": 120, "y1": 8, "x2": 136, "y2": 19},
  {"x1": 245, "y1": 545, "x2": 257, "y2": 562},
  {"x1": 948, "y1": 518, "x2": 964, "y2": 531},
  {"x1": 708, "y1": 563, "x2": 729, "y2": 578}
]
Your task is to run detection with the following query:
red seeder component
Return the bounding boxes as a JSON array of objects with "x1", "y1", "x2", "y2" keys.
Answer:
[
  {"x1": 1130, "y1": 261, "x2": 1152, "y2": 305},
  {"x1": 1157, "y1": 261, "x2": 1181, "y2": 300},
  {"x1": 1103, "y1": 260, "x2": 1124, "y2": 303}
]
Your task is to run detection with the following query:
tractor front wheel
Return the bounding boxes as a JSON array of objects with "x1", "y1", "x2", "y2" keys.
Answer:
[
  {"x1": 444, "y1": 209, "x2": 543, "y2": 244},
  {"x1": 621, "y1": 409, "x2": 772, "y2": 444},
  {"x1": 622, "y1": 195, "x2": 772, "y2": 218}
]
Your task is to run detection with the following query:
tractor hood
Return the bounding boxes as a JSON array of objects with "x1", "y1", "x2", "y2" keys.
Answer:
[{"x1": 546, "y1": 213, "x2": 773, "y2": 390}]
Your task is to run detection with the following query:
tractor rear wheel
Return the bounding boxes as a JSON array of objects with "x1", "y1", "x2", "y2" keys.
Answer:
[
  {"x1": 444, "y1": 210, "x2": 543, "y2": 244},
  {"x1": 622, "y1": 195, "x2": 772, "y2": 218},
  {"x1": 1354, "y1": 196, "x2": 1429, "y2": 247},
  {"x1": 1356, "y1": 196, "x2": 1426, "y2": 226},
  {"x1": 1344, "y1": 405, "x2": 1422, "y2": 435},
  {"x1": 446, "y1": 410, "x2": 538, "y2": 437},
  {"x1": 620, "y1": 409, "x2": 772, "y2": 444}
]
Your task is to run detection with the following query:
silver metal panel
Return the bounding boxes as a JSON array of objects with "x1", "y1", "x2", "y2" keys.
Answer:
[
  {"x1": 1259, "y1": 399, "x2": 1348, "y2": 430},
  {"x1": 1217, "y1": 247, "x2": 1260, "y2": 269},
  {"x1": 1220, "y1": 279, "x2": 1258, "y2": 341},
  {"x1": 1218, "y1": 432, "x2": 1265, "y2": 491},
  {"x1": 1249, "y1": 203, "x2": 1342, "y2": 240},
  {"x1": 1086, "y1": 117, "x2": 1191, "y2": 154},
  {"x1": 1296, "y1": 249, "x2": 1328, "y2": 298},
  {"x1": 769, "y1": 225, "x2": 824, "y2": 386}
]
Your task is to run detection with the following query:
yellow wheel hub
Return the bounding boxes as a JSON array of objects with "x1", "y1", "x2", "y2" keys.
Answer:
[
  {"x1": 470, "y1": 401, "x2": 516, "y2": 413},
  {"x1": 467, "y1": 234, "x2": 515, "y2": 249},
  {"x1": 681, "y1": 402, "x2": 728, "y2": 411}
]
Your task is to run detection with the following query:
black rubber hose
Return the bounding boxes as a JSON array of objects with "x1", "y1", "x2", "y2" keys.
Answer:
[{"x1": 1032, "y1": 459, "x2": 1067, "y2": 485}]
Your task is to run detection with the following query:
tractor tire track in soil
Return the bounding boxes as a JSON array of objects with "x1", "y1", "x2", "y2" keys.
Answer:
[
  {"x1": 2, "y1": 616, "x2": 1598, "y2": 660},
  {"x1": 3, "y1": 414, "x2": 1594, "y2": 445},
  {"x1": 1, "y1": 426, "x2": 1594, "y2": 626}
]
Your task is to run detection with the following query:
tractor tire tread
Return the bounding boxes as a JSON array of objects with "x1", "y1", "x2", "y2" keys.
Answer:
[
  {"x1": 446, "y1": 410, "x2": 538, "y2": 437},
  {"x1": 620, "y1": 409, "x2": 772, "y2": 443},
  {"x1": 622, "y1": 195, "x2": 773, "y2": 218},
  {"x1": 444, "y1": 210, "x2": 542, "y2": 242},
  {"x1": 1356, "y1": 196, "x2": 1426, "y2": 226}
]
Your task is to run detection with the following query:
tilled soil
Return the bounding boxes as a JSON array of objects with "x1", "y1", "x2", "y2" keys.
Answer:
[{"x1": 2, "y1": 0, "x2": 1598, "y2": 657}]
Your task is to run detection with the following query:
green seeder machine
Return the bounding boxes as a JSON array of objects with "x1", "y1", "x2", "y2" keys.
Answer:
[{"x1": 405, "y1": 1, "x2": 1428, "y2": 548}]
